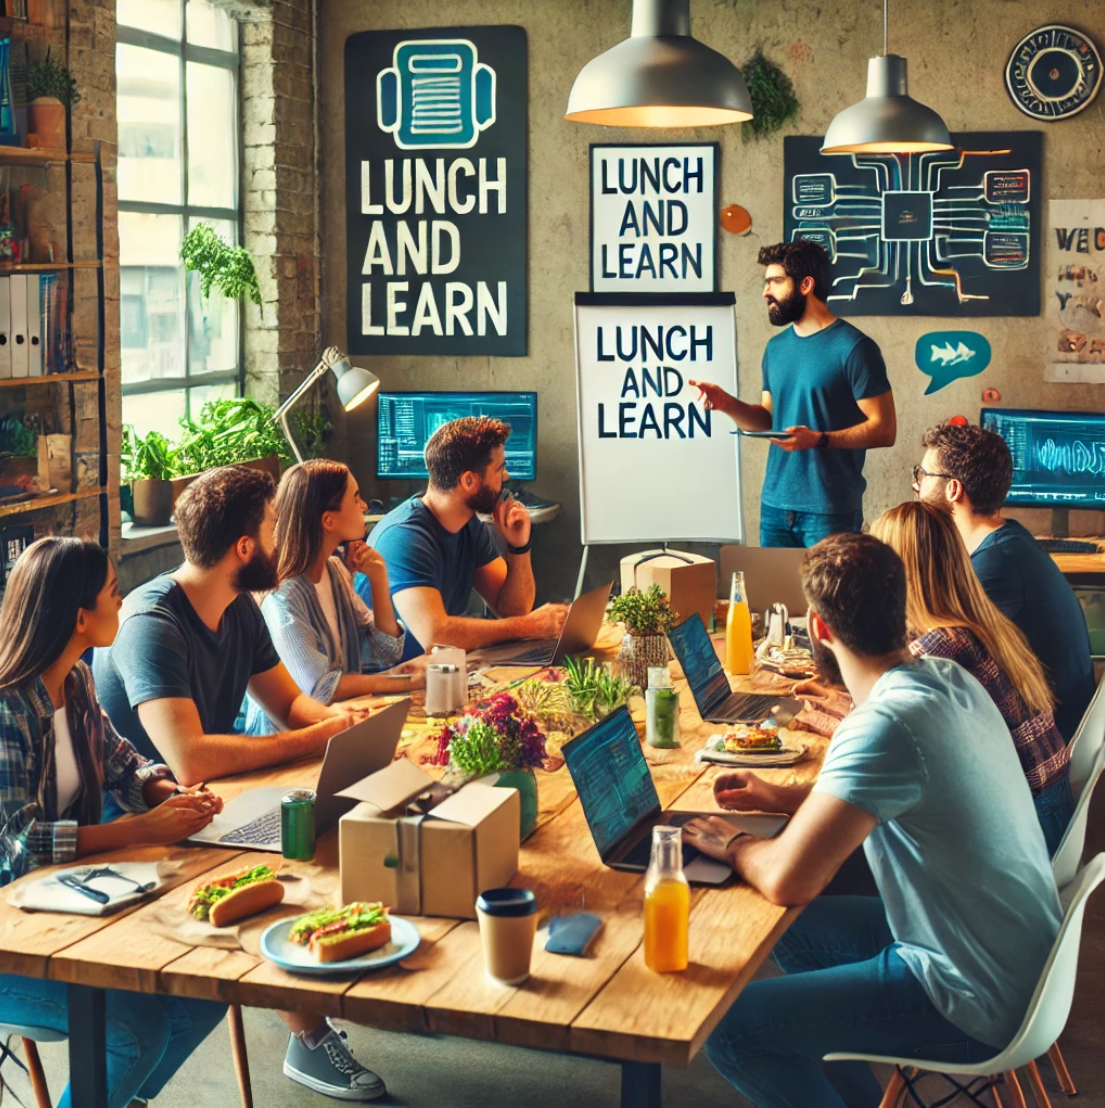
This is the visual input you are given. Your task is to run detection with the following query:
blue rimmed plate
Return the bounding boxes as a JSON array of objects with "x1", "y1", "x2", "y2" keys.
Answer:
[{"x1": 260, "y1": 914, "x2": 420, "y2": 976}]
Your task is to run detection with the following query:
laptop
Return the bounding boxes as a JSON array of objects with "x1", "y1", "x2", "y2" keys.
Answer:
[
  {"x1": 190, "y1": 698, "x2": 410, "y2": 851},
  {"x1": 477, "y1": 581, "x2": 613, "y2": 667},
  {"x1": 718, "y1": 545, "x2": 807, "y2": 616},
  {"x1": 667, "y1": 613, "x2": 803, "y2": 725},
  {"x1": 562, "y1": 706, "x2": 786, "y2": 885}
]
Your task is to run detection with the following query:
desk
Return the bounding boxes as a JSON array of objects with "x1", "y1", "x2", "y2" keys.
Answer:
[
  {"x1": 0, "y1": 638, "x2": 825, "y2": 1108},
  {"x1": 1051, "y1": 551, "x2": 1105, "y2": 578}
]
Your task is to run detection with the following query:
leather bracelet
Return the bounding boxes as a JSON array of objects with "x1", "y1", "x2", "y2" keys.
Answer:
[
  {"x1": 507, "y1": 537, "x2": 533, "y2": 556},
  {"x1": 817, "y1": 431, "x2": 830, "y2": 450}
]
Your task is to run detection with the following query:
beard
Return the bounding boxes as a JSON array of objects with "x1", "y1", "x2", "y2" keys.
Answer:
[
  {"x1": 810, "y1": 629, "x2": 845, "y2": 688},
  {"x1": 466, "y1": 483, "x2": 501, "y2": 514},
  {"x1": 766, "y1": 286, "x2": 806, "y2": 326},
  {"x1": 918, "y1": 482, "x2": 953, "y2": 514},
  {"x1": 233, "y1": 545, "x2": 279, "y2": 593}
]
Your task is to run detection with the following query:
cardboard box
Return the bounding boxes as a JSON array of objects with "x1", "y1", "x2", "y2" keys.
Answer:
[
  {"x1": 337, "y1": 759, "x2": 519, "y2": 920},
  {"x1": 620, "y1": 549, "x2": 716, "y2": 629}
]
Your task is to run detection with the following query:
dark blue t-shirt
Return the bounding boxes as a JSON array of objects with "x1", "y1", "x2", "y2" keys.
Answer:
[
  {"x1": 971, "y1": 520, "x2": 1096, "y2": 742},
  {"x1": 359, "y1": 497, "x2": 499, "y2": 660},
  {"x1": 92, "y1": 574, "x2": 281, "y2": 762},
  {"x1": 761, "y1": 319, "x2": 890, "y2": 514}
]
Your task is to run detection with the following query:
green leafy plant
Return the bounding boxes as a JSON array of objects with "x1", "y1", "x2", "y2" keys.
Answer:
[
  {"x1": 0, "y1": 416, "x2": 37, "y2": 460},
  {"x1": 607, "y1": 584, "x2": 678, "y2": 636},
  {"x1": 180, "y1": 223, "x2": 262, "y2": 307},
  {"x1": 175, "y1": 398, "x2": 290, "y2": 474},
  {"x1": 121, "y1": 426, "x2": 176, "y2": 482},
  {"x1": 27, "y1": 49, "x2": 81, "y2": 106},
  {"x1": 433, "y1": 694, "x2": 547, "y2": 778},
  {"x1": 289, "y1": 406, "x2": 333, "y2": 460},
  {"x1": 743, "y1": 51, "x2": 799, "y2": 138},
  {"x1": 562, "y1": 657, "x2": 638, "y2": 721}
]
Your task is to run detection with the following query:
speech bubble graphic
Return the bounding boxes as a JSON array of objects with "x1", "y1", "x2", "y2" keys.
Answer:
[{"x1": 915, "y1": 331, "x2": 992, "y2": 395}]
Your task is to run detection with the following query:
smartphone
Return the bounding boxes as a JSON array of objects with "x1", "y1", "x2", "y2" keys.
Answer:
[{"x1": 733, "y1": 429, "x2": 794, "y2": 440}]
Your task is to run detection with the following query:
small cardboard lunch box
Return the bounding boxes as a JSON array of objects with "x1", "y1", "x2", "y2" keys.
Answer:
[
  {"x1": 620, "y1": 548, "x2": 716, "y2": 629},
  {"x1": 337, "y1": 759, "x2": 519, "y2": 920}
]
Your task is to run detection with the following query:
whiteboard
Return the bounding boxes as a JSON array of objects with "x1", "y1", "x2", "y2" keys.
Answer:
[{"x1": 574, "y1": 294, "x2": 743, "y2": 545}]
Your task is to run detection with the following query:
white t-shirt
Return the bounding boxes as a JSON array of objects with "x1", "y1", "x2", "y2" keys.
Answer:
[
  {"x1": 53, "y1": 707, "x2": 81, "y2": 815},
  {"x1": 314, "y1": 570, "x2": 342, "y2": 652}
]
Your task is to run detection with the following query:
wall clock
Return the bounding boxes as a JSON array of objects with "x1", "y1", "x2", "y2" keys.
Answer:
[{"x1": 1006, "y1": 25, "x2": 1102, "y2": 120}]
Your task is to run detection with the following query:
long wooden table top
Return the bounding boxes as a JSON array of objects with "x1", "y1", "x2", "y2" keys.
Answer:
[{"x1": 0, "y1": 632, "x2": 828, "y2": 1068}]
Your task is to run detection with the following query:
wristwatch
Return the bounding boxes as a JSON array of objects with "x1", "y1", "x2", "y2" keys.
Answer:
[{"x1": 816, "y1": 432, "x2": 830, "y2": 450}]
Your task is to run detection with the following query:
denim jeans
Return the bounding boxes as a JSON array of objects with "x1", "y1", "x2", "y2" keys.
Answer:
[
  {"x1": 705, "y1": 896, "x2": 993, "y2": 1108},
  {"x1": 760, "y1": 504, "x2": 865, "y2": 548},
  {"x1": 1036, "y1": 774, "x2": 1075, "y2": 858},
  {"x1": 0, "y1": 975, "x2": 226, "y2": 1108}
]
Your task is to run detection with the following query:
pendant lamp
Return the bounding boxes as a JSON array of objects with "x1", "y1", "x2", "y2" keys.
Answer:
[
  {"x1": 565, "y1": 0, "x2": 752, "y2": 128},
  {"x1": 821, "y1": 0, "x2": 952, "y2": 154}
]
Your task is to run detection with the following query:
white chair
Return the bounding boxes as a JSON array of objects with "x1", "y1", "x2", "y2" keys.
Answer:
[
  {"x1": 1066, "y1": 672, "x2": 1105, "y2": 803},
  {"x1": 823, "y1": 852, "x2": 1105, "y2": 1108},
  {"x1": 0, "y1": 1023, "x2": 65, "y2": 1108}
]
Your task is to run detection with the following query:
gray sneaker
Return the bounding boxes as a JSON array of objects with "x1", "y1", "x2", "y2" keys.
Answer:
[{"x1": 283, "y1": 1026, "x2": 387, "y2": 1102}]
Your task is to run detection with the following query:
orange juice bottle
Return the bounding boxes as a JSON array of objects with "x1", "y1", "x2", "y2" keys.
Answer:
[
  {"x1": 726, "y1": 571, "x2": 754, "y2": 675},
  {"x1": 644, "y1": 826, "x2": 690, "y2": 973}
]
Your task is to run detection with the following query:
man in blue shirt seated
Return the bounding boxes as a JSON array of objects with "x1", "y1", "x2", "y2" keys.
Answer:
[
  {"x1": 359, "y1": 416, "x2": 567, "y2": 660},
  {"x1": 689, "y1": 239, "x2": 896, "y2": 547},
  {"x1": 915, "y1": 421, "x2": 1096, "y2": 741},
  {"x1": 683, "y1": 532, "x2": 1061, "y2": 1108}
]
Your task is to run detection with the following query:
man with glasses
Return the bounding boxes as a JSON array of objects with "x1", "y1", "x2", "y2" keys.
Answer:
[
  {"x1": 914, "y1": 421, "x2": 1095, "y2": 740},
  {"x1": 691, "y1": 240, "x2": 896, "y2": 547}
]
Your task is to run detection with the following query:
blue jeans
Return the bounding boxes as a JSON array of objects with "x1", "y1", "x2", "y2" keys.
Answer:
[
  {"x1": 705, "y1": 896, "x2": 993, "y2": 1108},
  {"x1": 0, "y1": 975, "x2": 226, "y2": 1108},
  {"x1": 1036, "y1": 774, "x2": 1075, "y2": 858},
  {"x1": 760, "y1": 504, "x2": 864, "y2": 548}
]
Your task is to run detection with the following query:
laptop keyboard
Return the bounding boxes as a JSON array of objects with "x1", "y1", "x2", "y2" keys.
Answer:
[
  {"x1": 619, "y1": 814, "x2": 700, "y2": 869},
  {"x1": 719, "y1": 693, "x2": 783, "y2": 722},
  {"x1": 218, "y1": 808, "x2": 281, "y2": 847},
  {"x1": 506, "y1": 644, "x2": 556, "y2": 666}
]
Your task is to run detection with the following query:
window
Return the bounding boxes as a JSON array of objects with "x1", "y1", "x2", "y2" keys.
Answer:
[{"x1": 116, "y1": 0, "x2": 240, "y2": 439}]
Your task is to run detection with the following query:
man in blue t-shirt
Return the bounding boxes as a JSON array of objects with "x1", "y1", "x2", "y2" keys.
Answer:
[
  {"x1": 683, "y1": 532, "x2": 1061, "y2": 1107},
  {"x1": 359, "y1": 416, "x2": 567, "y2": 660},
  {"x1": 915, "y1": 421, "x2": 1096, "y2": 741},
  {"x1": 690, "y1": 240, "x2": 896, "y2": 547}
]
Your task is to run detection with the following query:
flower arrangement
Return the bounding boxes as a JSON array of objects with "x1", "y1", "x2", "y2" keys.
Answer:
[
  {"x1": 606, "y1": 584, "x2": 678, "y2": 636},
  {"x1": 433, "y1": 693, "x2": 547, "y2": 779}
]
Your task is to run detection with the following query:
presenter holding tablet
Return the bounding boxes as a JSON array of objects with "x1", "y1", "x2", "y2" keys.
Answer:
[{"x1": 691, "y1": 240, "x2": 896, "y2": 548}]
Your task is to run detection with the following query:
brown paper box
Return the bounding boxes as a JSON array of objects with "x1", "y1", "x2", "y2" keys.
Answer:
[{"x1": 620, "y1": 548, "x2": 717, "y2": 629}]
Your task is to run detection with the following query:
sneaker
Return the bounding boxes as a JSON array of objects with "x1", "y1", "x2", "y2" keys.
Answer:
[{"x1": 283, "y1": 1026, "x2": 387, "y2": 1102}]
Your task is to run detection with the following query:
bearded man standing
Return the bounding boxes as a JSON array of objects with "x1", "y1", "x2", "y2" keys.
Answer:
[{"x1": 691, "y1": 240, "x2": 897, "y2": 547}]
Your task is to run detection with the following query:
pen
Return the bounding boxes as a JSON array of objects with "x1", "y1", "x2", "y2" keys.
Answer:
[{"x1": 384, "y1": 673, "x2": 413, "y2": 680}]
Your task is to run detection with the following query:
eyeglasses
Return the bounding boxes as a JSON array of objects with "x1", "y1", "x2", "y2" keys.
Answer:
[{"x1": 911, "y1": 464, "x2": 953, "y2": 488}]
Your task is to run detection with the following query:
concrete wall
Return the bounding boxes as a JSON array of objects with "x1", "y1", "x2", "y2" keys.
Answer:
[{"x1": 319, "y1": 0, "x2": 1105, "y2": 602}]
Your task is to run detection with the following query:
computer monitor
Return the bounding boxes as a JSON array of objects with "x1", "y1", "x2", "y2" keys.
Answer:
[
  {"x1": 981, "y1": 408, "x2": 1105, "y2": 508},
  {"x1": 376, "y1": 391, "x2": 538, "y2": 481}
]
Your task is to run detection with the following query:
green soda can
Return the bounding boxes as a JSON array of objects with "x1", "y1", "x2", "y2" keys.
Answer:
[{"x1": 281, "y1": 789, "x2": 316, "y2": 860}]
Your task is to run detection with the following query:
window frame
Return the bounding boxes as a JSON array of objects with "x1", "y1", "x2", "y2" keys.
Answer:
[{"x1": 116, "y1": 8, "x2": 244, "y2": 417}]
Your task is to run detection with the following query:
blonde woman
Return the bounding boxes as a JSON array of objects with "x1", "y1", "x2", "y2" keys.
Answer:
[{"x1": 871, "y1": 501, "x2": 1072, "y2": 853}]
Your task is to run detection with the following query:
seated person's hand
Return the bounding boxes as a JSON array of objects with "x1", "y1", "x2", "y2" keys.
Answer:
[
  {"x1": 682, "y1": 816, "x2": 744, "y2": 864},
  {"x1": 332, "y1": 698, "x2": 387, "y2": 724},
  {"x1": 713, "y1": 769, "x2": 777, "y2": 813},
  {"x1": 524, "y1": 602, "x2": 570, "y2": 640},
  {"x1": 493, "y1": 494, "x2": 532, "y2": 549},
  {"x1": 136, "y1": 791, "x2": 220, "y2": 844},
  {"x1": 344, "y1": 539, "x2": 388, "y2": 581},
  {"x1": 382, "y1": 660, "x2": 427, "y2": 689}
]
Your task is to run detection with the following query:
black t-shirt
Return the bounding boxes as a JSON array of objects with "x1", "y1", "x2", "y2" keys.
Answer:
[{"x1": 93, "y1": 574, "x2": 281, "y2": 761}]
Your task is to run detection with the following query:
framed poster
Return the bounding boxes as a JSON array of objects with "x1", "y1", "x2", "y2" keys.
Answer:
[
  {"x1": 1045, "y1": 199, "x2": 1105, "y2": 383},
  {"x1": 345, "y1": 26, "x2": 527, "y2": 356},
  {"x1": 590, "y1": 144, "x2": 718, "y2": 293}
]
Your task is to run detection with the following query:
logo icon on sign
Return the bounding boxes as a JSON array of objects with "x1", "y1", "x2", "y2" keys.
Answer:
[
  {"x1": 915, "y1": 331, "x2": 993, "y2": 394},
  {"x1": 377, "y1": 39, "x2": 497, "y2": 150}
]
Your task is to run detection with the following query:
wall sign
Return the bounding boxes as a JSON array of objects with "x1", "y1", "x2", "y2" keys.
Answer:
[
  {"x1": 783, "y1": 132, "x2": 1041, "y2": 317},
  {"x1": 345, "y1": 26, "x2": 527, "y2": 356},
  {"x1": 590, "y1": 144, "x2": 718, "y2": 293},
  {"x1": 1045, "y1": 199, "x2": 1105, "y2": 384},
  {"x1": 1005, "y1": 25, "x2": 1102, "y2": 121},
  {"x1": 914, "y1": 331, "x2": 992, "y2": 394}
]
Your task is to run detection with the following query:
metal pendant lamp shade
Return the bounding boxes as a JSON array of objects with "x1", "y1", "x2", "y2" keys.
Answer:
[{"x1": 565, "y1": 0, "x2": 752, "y2": 128}]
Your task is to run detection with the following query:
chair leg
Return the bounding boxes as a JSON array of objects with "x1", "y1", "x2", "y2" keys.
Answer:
[
  {"x1": 879, "y1": 1067, "x2": 908, "y2": 1108},
  {"x1": 1026, "y1": 1061, "x2": 1055, "y2": 1108},
  {"x1": 992, "y1": 1077, "x2": 1008, "y2": 1108},
  {"x1": 1004, "y1": 1071, "x2": 1030, "y2": 1108},
  {"x1": 1047, "y1": 1043, "x2": 1077, "y2": 1097},
  {"x1": 21, "y1": 1037, "x2": 53, "y2": 1108},
  {"x1": 227, "y1": 1005, "x2": 254, "y2": 1108}
]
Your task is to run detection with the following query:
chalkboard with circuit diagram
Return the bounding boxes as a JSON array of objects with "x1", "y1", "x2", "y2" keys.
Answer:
[{"x1": 783, "y1": 132, "x2": 1041, "y2": 317}]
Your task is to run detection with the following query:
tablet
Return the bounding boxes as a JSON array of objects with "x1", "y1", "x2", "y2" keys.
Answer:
[{"x1": 733, "y1": 429, "x2": 794, "y2": 440}]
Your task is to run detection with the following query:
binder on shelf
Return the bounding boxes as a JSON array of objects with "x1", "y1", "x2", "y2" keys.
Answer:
[
  {"x1": 26, "y1": 274, "x2": 41, "y2": 377},
  {"x1": 8, "y1": 275, "x2": 26, "y2": 379},
  {"x1": 40, "y1": 273, "x2": 57, "y2": 375},
  {"x1": 0, "y1": 275, "x2": 9, "y2": 379}
]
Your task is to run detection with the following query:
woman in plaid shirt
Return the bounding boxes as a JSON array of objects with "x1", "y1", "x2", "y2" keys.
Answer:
[{"x1": 0, "y1": 537, "x2": 227, "y2": 1108}]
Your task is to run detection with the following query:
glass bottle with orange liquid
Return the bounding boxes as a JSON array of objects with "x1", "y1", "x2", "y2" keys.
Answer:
[
  {"x1": 726, "y1": 571, "x2": 754, "y2": 675},
  {"x1": 644, "y1": 826, "x2": 690, "y2": 973}
]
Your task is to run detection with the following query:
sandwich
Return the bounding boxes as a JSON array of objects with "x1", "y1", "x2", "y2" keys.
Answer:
[
  {"x1": 723, "y1": 724, "x2": 783, "y2": 753},
  {"x1": 187, "y1": 864, "x2": 284, "y2": 926},
  {"x1": 288, "y1": 903, "x2": 392, "y2": 964}
]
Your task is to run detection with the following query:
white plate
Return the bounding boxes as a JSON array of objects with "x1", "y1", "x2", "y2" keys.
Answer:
[
  {"x1": 260, "y1": 914, "x2": 420, "y2": 976},
  {"x1": 697, "y1": 738, "x2": 806, "y2": 767}
]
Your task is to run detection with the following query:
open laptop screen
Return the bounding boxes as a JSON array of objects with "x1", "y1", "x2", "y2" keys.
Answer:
[
  {"x1": 667, "y1": 614, "x2": 730, "y2": 716},
  {"x1": 562, "y1": 707, "x2": 658, "y2": 857}
]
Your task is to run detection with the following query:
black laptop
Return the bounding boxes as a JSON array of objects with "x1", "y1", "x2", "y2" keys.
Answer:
[
  {"x1": 667, "y1": 613, "x2": 803, "y2": 725},
  {"x1": 562, "y1": 706, "x2": 786, "y2": 885}
]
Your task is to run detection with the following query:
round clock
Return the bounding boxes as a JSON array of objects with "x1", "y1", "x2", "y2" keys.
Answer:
[{"x1": 1006, "y1": 25, "x2": 1103, "y2": 120}]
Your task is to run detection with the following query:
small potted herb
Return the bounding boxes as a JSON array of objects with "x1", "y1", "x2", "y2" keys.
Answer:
[
  {"x1": 27, "y1": 49, "x2": 81, "y2": 151},
  {"x1": 562, "y1": 656, "x2": 638, "y2": 722},
  {"x1": 122, "y1": 426, "x2": 176, "y2": 526},
  {"x1": 607, "y1": 584, "x2": 678, "y2": 690}
]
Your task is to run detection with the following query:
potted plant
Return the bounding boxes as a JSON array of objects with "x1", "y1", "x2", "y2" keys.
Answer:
[
  {"x1": 433, "y1": 693, "x2": 547, "y2": 839},
  {"x1": 561, "y1": 657, "x2": 638, "y2": 722},
  {"x1": 27, "y1": 48, "x2": 81, "y2": 151},
  {"x1": 122, "y1": 426, "x2": 176, "y2": 526},
  {"x1": 607, "y1": 584, "x2": 678, "y2": 690},
  {"x1": 0, "y1": 415, "x2": 42, "y2": 501},
  {"x1": 180, "y1": 222, "x2": 262, "y2": 309}
]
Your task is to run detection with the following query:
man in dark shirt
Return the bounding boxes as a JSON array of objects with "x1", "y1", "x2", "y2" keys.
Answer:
[{"x1": 915, "y1": 422, "x2": 1096, "y2": 741}]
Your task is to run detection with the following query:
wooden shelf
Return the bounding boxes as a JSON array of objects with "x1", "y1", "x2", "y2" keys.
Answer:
[
  {"x1": 0, "y1": 146, "x2": 96, "y2": 166},
  {"x1": 0, "y1": 262, "x2": 102, "y2": 273},
  {"x1": 0, "y1": 372, "x2": 101, "y2": 390},
  {"x1": 0, "y1": 488, "x2": 102, "y2": 520}
]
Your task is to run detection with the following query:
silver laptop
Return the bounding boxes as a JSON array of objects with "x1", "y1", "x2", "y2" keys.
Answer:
[
  {"x1": 477, "y1": 581, "x2": 613, "y2": 666},
  {"x1": 190, "y1": 698, "x2": 410, "y2": 851}
]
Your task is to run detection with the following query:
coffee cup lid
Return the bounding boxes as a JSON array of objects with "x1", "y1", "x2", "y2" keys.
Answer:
[{"x1": 476, "y1": 888, "x2": 537, "y2": 917}]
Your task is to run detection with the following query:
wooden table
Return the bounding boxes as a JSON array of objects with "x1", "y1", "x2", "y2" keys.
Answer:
[{"x1": 0, "y1": 637, "x2": 828, "y2": 1108}]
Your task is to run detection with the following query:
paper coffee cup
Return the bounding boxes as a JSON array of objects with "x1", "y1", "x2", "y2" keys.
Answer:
[{"x1": 476, "y1": 888, "x2": 538, "y2": 985}]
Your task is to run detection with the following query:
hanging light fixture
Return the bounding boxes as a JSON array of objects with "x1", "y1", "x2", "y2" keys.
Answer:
[
  {"x1": 821, "y1": 0, "x2": 952, "y2": 154},
  {"x1": 565, "y1": 0, "x2": 752, "y2": 128}
]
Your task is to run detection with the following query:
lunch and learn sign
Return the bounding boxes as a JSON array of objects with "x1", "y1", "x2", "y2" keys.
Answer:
[{"x1": 345, "y1": 26, "x2": 527, "y2": 355}]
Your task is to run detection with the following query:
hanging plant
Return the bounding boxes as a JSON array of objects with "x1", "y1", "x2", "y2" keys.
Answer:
[
  {"x1": 743, "y1": 51, "x2": 800, "y2": 138},
  {"x1": 180, "y1": 222, "x2": 262, "y2": 307}
]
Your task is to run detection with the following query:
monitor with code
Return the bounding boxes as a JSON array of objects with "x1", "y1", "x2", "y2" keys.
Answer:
[
  {"x1": 377, "y1": 391, "x2": 537, "y2": 481},
  {"x1": 981, "y1": 408, "x2": 1105, "y2": 508}
]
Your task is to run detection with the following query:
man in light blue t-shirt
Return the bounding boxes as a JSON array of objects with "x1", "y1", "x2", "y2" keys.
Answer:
[{"x1": 684, "y1": 532, "x2": 1061, "y2": 1108}]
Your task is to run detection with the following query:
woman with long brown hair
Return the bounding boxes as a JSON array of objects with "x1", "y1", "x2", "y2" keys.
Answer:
[
  {"x1": 0, "y1": 537, "x2": 227, "y2": 1107},
  {"x1": 871, "y1": 501, "x2": 1073, "y2": 853}
]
